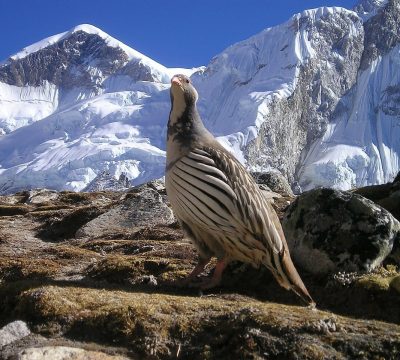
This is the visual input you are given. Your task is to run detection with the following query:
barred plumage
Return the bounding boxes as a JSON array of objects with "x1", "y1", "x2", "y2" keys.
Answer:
[{"x1": 166, "y1": 74, "x2": 314, "y2": 305}]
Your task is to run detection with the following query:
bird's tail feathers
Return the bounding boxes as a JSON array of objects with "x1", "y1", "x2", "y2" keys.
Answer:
[{"x1": 276, "y1": 248, "x2": 315, "y2": 306}]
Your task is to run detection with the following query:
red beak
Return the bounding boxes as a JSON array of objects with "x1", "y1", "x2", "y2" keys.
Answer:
[{"x1": 171, "y1": 77, "x2": 182, "y2": 86}]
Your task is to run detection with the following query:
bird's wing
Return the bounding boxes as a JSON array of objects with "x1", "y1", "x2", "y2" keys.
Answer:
[{"x1": 168, "y1": 145, "x2": 284, "y2": 255}]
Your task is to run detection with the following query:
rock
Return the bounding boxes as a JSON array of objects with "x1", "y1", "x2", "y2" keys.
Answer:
[
  {"x1": 18, "y1": 346, "x2": 129, "y2": 360},
  {"x1": 26, "y1": 189, "x2": 59, "y2": 204},
  {"x1": 251, "y1": 171, "x2": 294, "y2": 196},
  {"x1": 394, "y1": 171, "x2": 400, "y2": 184},
  {"x1": 283, "y1": 188, "x2": 400, "y2": 275},
  {"x1": 354, "y1": 170, "x2": 400, "y2": 221},
  {"x1": 391, "y1": 275, "x2": 400, "y2": 293},
  {"x1": 84, "y1": 171, "x2": 131, "y2": 192},
  {"x1": 143, "y1": 177, "x2": 165, "y2": 192},
  {"x1": 0, "y1": 321, "x2": 31, "y2": 348},
  {"x1": 1, "y1": 186, "x2": 400, "y2": 358},
  {"x1": 76, "y1": 182, "x2": 174, "y2": 238}
]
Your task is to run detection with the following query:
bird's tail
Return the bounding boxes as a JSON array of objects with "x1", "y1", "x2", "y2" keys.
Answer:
[{"x1": 274, "y1": 246, "x2": 315, "y2": 306}]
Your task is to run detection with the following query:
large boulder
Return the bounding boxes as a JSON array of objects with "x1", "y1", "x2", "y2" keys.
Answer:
[
  {"x1": 0, "y1": 321, "x2": 30, "y2": 348},
  {"x1": 283, "y1": 188, "x2": 400, "y2": 275},
  {"x1": 76, "y1": 180, "x2": 174, "y2": 238},
  {"x1": 26, "y1": 189, "x2": 59, "y2": 204}
]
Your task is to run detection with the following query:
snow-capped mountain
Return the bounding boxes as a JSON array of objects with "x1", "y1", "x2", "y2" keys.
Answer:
[
  {"x1": 298, "y1": 0, "x2": 400, "y2": 189},
  {"x1": 193, "y1": 6, "x2": 364, "y2": 182},
  {"x1": 0, "y1": 1, "x2": 399, "y2": 194},
  {"x1": 0, "y1": 24, "x2": 200, "y2": 193}
]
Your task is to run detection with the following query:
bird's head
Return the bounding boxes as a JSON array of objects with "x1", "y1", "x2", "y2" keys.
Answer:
[{"x1": 170, "y1": 74, "x2": 198, "y2": 115}]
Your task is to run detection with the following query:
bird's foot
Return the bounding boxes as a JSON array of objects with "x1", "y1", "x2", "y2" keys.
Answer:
[
  {"x1": 170, "y1": 257, "x2": 212, "y2": 288},
  {"x1": 196, "y1": 258, "x2": 228, "y2": 290},
  {"x1": 170, "y1": 258, "x2": 229, "y2": 290}
]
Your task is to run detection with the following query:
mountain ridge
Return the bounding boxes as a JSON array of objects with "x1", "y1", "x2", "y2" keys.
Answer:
[{"x1": 0, "y1": 0, "x2": 398, "y2": 193}]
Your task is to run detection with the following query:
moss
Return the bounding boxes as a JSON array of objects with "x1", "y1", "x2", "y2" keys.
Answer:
[
  {"x1": 59, "y1": 192, "x2": 94, "y2": 204},
  {"x1": 31, "y1": 204, "x2": 73, "y2": 212},
  {"x1": 128, "y1": 226, "x2": 184, "y2": 241},
  {"x1": 355, "y1": 266, "x2": 399, "y2": 292},
  {"x1": 7, "y1": 285, "x2": 400, "y2": 358},
  {"x1": 86, "y1": 255, "x2": 187, "y2": 284},
  {"x1": 80, "y1": 239, "x2": 140, "y2": 254},
  {"x1": 0, "y1": 257, "x2": 61, "y2": 281},
  {"x1": 356, "y1": 275, "x2": 393, "y2": 291},
  {"x1": 0, "y1": 204, "x2": 30, "y2": 216},
  {"x1": 43, "y1": 245, "x2": 100, "y2": 260}
]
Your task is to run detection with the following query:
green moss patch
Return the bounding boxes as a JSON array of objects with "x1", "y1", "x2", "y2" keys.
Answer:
[
  {"x1": 86, "y1": 255, "x2": 190, "y2": 284},
  {"x1": 0, "y1": 204, "x2": 31, "y2": 216},
  {"x1": 0, "y1": 257, "x2": 61, "y2": 282},
  {"x1": 355, "y1": 265, "x2": 399, "y2": 292},
  {"x1": 5, "y1": 285, "x2": 400, "y2": 358},
  {"x1": 43, "y1": 245, "x2": 100, "y2": 260}
]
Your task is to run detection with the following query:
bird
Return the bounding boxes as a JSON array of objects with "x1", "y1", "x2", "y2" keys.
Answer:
[{"x1": 165, "y1": 74, "x2": 314, "y2": 306}]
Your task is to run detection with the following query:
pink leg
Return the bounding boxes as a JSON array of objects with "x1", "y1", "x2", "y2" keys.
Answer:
[
  {"x1": 199, "y1": 258, "x2": 229, "y2": 290},
  {"x1": 176, "y1": 257, "x2": 211, "y2": 287},
  {"x1": 186, "y1": 257, "x2": 212, "y2": 281}
]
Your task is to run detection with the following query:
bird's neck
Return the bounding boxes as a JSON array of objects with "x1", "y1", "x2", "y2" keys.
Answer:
[{"x1": 167, "y1": 102, "x2": 212, "y2": 165}]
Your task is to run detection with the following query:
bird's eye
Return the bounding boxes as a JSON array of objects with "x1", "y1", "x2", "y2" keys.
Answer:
[{"x1": 185, "y1": 79, "x2": 190, "y2": 83}]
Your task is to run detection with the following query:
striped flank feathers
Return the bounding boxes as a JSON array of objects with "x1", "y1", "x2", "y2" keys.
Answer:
[{"x1": 166, "y1": 74, "x2": 314, "y2": 306}]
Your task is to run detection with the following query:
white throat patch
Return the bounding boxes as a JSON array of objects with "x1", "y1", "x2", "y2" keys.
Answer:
[{"x1": 169, "y1": 90, "x2": 186, "y2": 125}]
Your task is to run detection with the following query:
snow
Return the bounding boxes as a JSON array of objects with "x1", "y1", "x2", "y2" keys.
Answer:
[
  {"x1": 7, "y1": 24, "x2": 202, "y2": 84},
  {"x1": 0, "y1": 2, "x2": 398, "y2": 193},
  {"x1": 354, "y1": 0, "x2": 388, "y2": 21},
  {"x1": 193, "y1": 6, "x2": 360, "y2": 161},
  {"x1": 298, "y1": 43, "x2": 400, "y2": 190},
  {"x1": 0, "y1": 81, "x2": 59, "y2": 134},
  {"x1": 0, "y1": 84, "x2": 169, "y2": 192},
  {"x1": 0, "y1": 22, "x2": 213, "y2": 192}
]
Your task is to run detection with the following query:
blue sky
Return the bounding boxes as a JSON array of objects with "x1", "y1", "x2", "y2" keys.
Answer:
[{"x1": 0, "y1": 0, "x2": 357, "y2": 67}]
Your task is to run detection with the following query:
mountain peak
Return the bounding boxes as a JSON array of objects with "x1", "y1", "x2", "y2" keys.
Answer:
[
  {"x1": 9, "y1": 23, "x2": 144, "y2": 63},
  {"x1": 354, "y1": 0, "x2": 389, "y2": 20},
  {"x1": 70, "y1": 23, "x2": 106, "y2": 35}
]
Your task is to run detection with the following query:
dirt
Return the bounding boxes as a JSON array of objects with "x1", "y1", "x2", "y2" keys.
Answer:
[{"x1": 0, "y1": 188, "x2": 399, "y2": 359}]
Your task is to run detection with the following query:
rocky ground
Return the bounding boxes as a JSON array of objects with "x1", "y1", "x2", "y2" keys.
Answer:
[{"x1": 0, "y1": 176, "x2": 399, "y2": 359}]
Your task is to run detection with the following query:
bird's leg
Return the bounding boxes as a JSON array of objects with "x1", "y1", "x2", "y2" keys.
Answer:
[
  {"x1": 187, "y1": 257, "x2": 212, "y2": 281},
  {"x1": 199, "y1": 258, "x2": 229, "y2": 290},
  {"x1": 176, "y1": 257, "x2": 212, "y2": 287}
]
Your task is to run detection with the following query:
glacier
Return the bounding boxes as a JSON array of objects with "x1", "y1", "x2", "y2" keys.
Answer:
[
  {"x1": 0, "y1": 0, "x2": 399, "y2": 194},
  {"x1": 0, "y1": 25, "x2": 199, "y2": 193},
  {"x1": 298, "y1": 43, "x2": 400, "y2": 190}
]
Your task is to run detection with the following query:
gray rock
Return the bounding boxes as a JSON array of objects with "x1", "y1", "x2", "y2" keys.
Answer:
[
  {"x1": 76, "y1": 182, "x2": 174, "y2": 238},
  {"x1": 84, "y1": 171, "x2": 131, "y2": 192},
  {"x1": 251, "y1": 171, "x2": 293, "y2": 196},
  {"x1": 354, "y1": 170, "x2": 400, "y2": 221},
  {"x1": 245, "y1": 9, "x2": 364, "y2": 184},
  {"x1": 359, "y1": 0, "x2": 400, "y2": 70},
  {"x1": 0, "y1": 31, "x2": 128, "y2": 89},
  {"x1": 394, "y1": 171, "x2": 400, "y2": 184},
  {"x1": 0, "y1": 321, "x2": 30, "y2": 348},
  {"x1": 18, "y1": 346, "x2": 129, "y2": 360},
  {"x1": 283, "y1": 188, "x2": 400, "y2": 275},
  {"x1": 26, "y1": 189, "x2": 59, "y2": 204}
]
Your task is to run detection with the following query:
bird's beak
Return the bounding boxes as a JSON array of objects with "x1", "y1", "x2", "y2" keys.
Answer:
[{"x1": 171, "y1": 77, "x2": 182, "y2": 87}]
